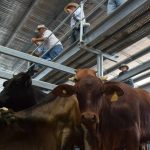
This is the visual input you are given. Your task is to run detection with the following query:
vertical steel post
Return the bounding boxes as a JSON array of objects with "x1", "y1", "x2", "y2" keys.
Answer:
[
  {"x1": 80, "y1": 1, "x2": 84, "y2": 43},
  {"x1": 97, "y1": 54, "x2": 103, "y2": 77},
  {"x1": 147, "y1": 144, "x2": 150, "y2": 150}
]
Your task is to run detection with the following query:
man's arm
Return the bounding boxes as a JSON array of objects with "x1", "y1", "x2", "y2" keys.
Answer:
[{"x1": 31, "y1": 37, "x2": 46, "y2": 43}]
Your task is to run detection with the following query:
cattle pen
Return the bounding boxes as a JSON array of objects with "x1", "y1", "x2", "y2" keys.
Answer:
[{"x1": 0, "y1": 0, "x2": 149, "y2": 149}]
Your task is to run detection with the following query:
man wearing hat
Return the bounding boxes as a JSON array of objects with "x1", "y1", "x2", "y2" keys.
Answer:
[
  {"x1": 107, "y1": 0, "x2": 127, "y2": 14},
  {"x1": 28, "y1": 24, "x2": 63, "y2": 75},
  {"x1": 31, "y1": 24, "x2": 63, "y2": 61},
  {"x1": 64, "y1": 2, "x2": 86, "y2": 43},
  {"x1": 118, "y1": 64, "x2": 134, "y2": 87}
]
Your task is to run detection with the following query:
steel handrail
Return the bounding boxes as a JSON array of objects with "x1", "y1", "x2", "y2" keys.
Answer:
[{"x1": 13, "y1": 0, "x2": 106, "y2": 74}]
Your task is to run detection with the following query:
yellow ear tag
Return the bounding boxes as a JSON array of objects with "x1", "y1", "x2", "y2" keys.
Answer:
[{"x1": 111, "y1": 92, "x2": 119, "y2": 102}]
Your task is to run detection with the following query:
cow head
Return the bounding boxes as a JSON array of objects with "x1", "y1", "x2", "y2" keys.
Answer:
[
  {"x1": 3, "y1": 71, "x2": 32, "y2": 89},
  {"x1": 0, "y1": 71, "x2": 32, "y2": 107},
  {"x1": 69, "y1": 68, "x2": 97, "y2": 82},
  {"x1": 53, "y1": 69, "x2": 124, "y2": 128}
]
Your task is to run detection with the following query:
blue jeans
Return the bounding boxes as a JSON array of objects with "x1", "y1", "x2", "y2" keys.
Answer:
[
  {"x1": 42, "y1": 44, "x2": 63, "y2": 60},
  {"x1": 28, "y1": 44, "x2": 63, "y2": 76},
  {"x1": 107, "y1": 0, "x2": 127, "y2": 14}
]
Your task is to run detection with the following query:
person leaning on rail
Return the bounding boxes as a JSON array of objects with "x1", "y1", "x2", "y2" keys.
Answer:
[
  {"x1": 31, "y1": 24, "x2": 63, "y2": 61},
  {"x1": 107, "y1": 0, "x2": 127, "y2": 14},
  {"x1": 64, "y1": 2, "x2": 90, "y2": 43},
  {"x1": 118, "y1": 64, "x2": 134, "y2": 87},
  {"x1": 28, "y1": 24, "x2": 63, "y2": 75}
]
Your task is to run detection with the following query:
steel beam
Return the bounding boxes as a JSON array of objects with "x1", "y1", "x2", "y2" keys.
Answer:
[
  {"x1": 85, "y1": 0, "x2": 149, "y2": 46},
  {"x1": 97, "y1": 54, "x2": 103, "y2": 76},
  {"x1": 139, "y1": 82, "x2": 150, "y2": 91},
  {"x1": 80, "y1": 45, "x2": 117, "y2": 62},
  {"x1": 0, "y1": 45, "x2": 75, "y2": 75},
  {"x1": 104, "y1": 46, "x2": 150, "y2": 74},
  {"x1": 134, "y1": 72, "x2": 150, "y2": 83},
  {"x1": 0, "y1": 70, "x2": 56, "y2": 90},
  {"x1": 114, "y1": 60, "x2": 150, "y2": 82},
  {"x1": 35, "y1": 0, "x2": 149, "y2": 80}
]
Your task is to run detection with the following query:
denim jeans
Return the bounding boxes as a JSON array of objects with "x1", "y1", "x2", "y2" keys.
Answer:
[
  {"x1": 42, "y1": 44, "x2": 63, "y2": 60},
  {"x1": 28, "y1": 44, "x2": 63, "y2": 76},
  {"x1": 107, "y1": 0, "x2": 127, "y2": 14}
]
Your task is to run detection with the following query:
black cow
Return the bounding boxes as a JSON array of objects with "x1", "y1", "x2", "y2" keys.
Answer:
[{"x1": 0, "y1": 71, "x2": 47, "y2": 112}]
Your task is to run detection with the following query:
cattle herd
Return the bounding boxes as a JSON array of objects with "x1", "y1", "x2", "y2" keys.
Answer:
[{"x1": 0, "y1": 68, "x2": 150, "y2": 150}]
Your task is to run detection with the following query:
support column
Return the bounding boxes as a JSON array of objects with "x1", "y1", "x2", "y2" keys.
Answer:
[
  {"x1": 97, "y1": 54, "x2": 103, "y2": 77},
  {"x1": 80, "y1": 1, "x2": 84, "y2": 43}
]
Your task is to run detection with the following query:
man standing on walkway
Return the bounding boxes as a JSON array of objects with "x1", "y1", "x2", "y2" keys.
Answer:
[
  {"x1": 118, "y1": 64, "x2": 134, "y2": 87},
  {"x1": 64, "y1": 2, "x2": 87, "y2": 43},
  {"x1": 107, "y1": 0, "x2": 127, "y2": 14}
]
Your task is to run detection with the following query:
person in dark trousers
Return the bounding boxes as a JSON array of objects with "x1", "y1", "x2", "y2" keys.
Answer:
[
  {"x1": 64, "y1": 2, "x2": 88, "y2": 43},
  {"x1": 118, "y1": 64, "x2": 134, "y2": 87}
]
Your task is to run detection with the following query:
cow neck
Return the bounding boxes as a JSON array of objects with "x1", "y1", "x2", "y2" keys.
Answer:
[
  {"x1": 81, "y1": 123, "x2": 101, "y2": 150},
  {"x1": 98, "y1": 93, "x2": 111, "y2": 132}
]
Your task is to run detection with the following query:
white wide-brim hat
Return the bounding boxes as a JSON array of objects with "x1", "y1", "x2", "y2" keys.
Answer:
[{"x1": 119, "y1": 64, "x2": 129, "y2": 70}]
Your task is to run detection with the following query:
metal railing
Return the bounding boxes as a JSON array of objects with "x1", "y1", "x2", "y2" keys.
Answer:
[{"x1": 12, "y1": 0, "x2": 107, "y2": 75}]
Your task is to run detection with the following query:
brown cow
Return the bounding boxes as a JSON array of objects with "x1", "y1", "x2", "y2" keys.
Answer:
[
  {"x1": 0, "y1": 95, "x2": 84, "y2": 150},
  {"x1": 53, "y1": 68, "x2": 150, "y2": 150}
]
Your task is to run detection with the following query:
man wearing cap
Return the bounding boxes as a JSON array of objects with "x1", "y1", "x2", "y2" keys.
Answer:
[
  {"x1": 31, "y1": 24, "x2": 63, "y2": 61},
  {"x1": 118, "y1": 64, "x2": 134, "y2": 87},
  {"x1": 107, "y1": 0, "x2": 127, "y2": 14},
  {"x1": 64, "y1": 2, "x2": 86, "y2": 43}
]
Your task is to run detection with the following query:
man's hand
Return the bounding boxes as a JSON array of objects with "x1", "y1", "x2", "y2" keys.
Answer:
[{"x1": 31, "y1": 38, "x2": 37, "y2": 43}]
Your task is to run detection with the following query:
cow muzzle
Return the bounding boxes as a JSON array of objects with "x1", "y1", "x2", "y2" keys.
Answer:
[{"x1": 81, "y1": 112, "x2": 98, "y2": 125}]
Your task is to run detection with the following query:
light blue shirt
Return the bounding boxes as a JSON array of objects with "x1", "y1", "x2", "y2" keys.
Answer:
[{"x1": 70, "y1": 7, "x2": 85, "y2": 28}]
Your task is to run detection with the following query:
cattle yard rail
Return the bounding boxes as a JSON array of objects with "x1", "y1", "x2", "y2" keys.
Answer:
[
  {"x1": 0, "y1": 0, "x2": 149, "y2": 91},
  {"x1": 0, "y1": 70, "x2": 56, "y2": 90},
  {"x1": 0, "y1": 45, "x2": 75, "y2": 75},
  {"x1": 33, "y1": 0, "x2": 150, "y2": 84}
]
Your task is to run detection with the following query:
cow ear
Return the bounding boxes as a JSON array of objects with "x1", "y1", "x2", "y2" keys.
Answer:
[
  {"x1": 52, "y1": 84, "x2": 76, "y2": 97},
  {"x1": 3, "y1": 80, "x2": 9, "y2": 87},
  {"x1": 103, "y1": 84, "x2": 124, "y2": 102}
]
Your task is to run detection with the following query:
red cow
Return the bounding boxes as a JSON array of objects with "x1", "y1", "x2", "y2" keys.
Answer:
[{"x1": 53, "y1": 68, "x2": 150, "y2": 150}]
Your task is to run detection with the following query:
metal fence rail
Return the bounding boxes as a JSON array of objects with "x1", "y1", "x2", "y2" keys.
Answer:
[
  {"x1": 0, "y1": 69, "x2": 56, "y2": 90},
  {"x1": 34, "y1": 0, "x2": 149, "y2": 83}
]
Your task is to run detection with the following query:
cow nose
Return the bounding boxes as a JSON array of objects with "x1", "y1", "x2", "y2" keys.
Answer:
[{"x1": 81, "y1": 112, "x2": 97, "y2": 124}]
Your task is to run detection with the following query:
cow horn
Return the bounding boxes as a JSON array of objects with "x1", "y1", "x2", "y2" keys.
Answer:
[
  {"x1": 99, "y1": 76, "x2": 108, "y2": 81},
  {"x1": 68, "y1": 76, "x2": 76, "y2": 82}
]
